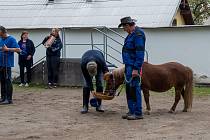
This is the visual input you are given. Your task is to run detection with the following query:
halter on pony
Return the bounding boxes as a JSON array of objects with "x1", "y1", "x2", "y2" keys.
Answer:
[
  {"x1": 92, "y1": 71, "x2": 117, "y2": 100},
  {"x1": 93, "y1": 67, "x2": 143, "y2": 100}
]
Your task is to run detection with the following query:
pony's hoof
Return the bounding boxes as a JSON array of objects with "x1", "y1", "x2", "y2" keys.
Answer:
[
  {"x1": 183, "y1": 108, "x2": 191, "y2": 112},
  {"x1": 168, "y1": 110, "x2": 175, "y2": 113},
  {"x1": 145, "y1": 110, "x2": 151, "y2": 115},
  {"x1": 182, "y1": 109, "x2": 187, "y2": 112}
]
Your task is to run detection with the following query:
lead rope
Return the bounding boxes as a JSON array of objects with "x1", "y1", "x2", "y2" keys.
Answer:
[
  {"x1": 116, "y1": 49, "x2": 148, "y2": 97},
  {"x1": 115, "y1": 72, "x2": 142, "y2": 97}
]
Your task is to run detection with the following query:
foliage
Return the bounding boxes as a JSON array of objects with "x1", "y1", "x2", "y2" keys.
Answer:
[{"x1": 188, "y1": 0, "x2": 210, "y2": 24}]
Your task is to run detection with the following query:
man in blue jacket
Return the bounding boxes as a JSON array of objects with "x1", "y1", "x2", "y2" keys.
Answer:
[
  {"x1": 119, "y1": 17, "x2": 146, "y2": 120},
  {"x1": 80, "y1": 50, "x2": 109, "y2": 114},
  {"x1": 0, "y1": 26, "x2": 20, "y2": 104}
]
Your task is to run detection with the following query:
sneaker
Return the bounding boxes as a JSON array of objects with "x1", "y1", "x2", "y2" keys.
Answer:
[
  {"x1": 96, "y1": 106, "x2": 105, "y2": 112},
  {"x1": 46, "y1": 83, "x2": 53, "y2": 89},
  {"x1": 127, "y1": 115, "x2": 143, "y2": 120},
  {"x1": 53, "y1": 83, "x2": 57, "y2": 88},
  {"x1": 81, "y1": 106, "x2": 88, "y2": 114},
  {"x1": 25, "y1": 83, "x2": 29, "y2": 87},
  {"x1": 19, "y1": 83, "x2": 24, "y2": 87},
  {"x1": 0, "y1": 99, "x2": 12, "y2": 105},
  {"x1": 0, "y1": 99, "x2": 5, "y2": 103},
  {"x1": 122, "y1": 112, "x2": 132, "y2": 119}
]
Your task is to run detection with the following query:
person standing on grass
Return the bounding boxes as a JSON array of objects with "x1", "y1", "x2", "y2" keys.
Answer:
[
  {"x1": 18, "y1": 31, "x2": 35, "y2": 87},
  {"x1": 0, "y1": 26, "x2": 21, "y2": 105},
  {"x1": 42, "y1": 28, "x2": 63, "y2": 89}
]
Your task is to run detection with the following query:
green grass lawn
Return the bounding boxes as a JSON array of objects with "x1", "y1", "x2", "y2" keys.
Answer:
[
  {"x1": 160, "y1": 87, "x2": 210, "y2": 96},
  {"x1": 13, "y1": 83, "x2": 46, "y2": 94},
  {"x1": 193, "y1": 87, "x2": 210, "y2": 96},
  {"x1": 13, "y1": 83, "x2": 210, "y2": 96}
]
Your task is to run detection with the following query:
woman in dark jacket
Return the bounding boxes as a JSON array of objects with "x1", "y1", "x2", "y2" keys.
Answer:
[
  {"x1": 18, "y1": 31, "x2": 35, "y2": 87},
  {"x1": 42, "y1": 28, "x2": 63, "y2": 88}
]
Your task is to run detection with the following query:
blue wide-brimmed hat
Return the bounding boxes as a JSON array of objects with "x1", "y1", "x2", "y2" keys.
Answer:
[{"x1": 90, "y1": 98, "x2": 99, "y2": 107}]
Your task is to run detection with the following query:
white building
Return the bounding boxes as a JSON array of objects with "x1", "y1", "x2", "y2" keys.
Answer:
[{"x1": 2, "y1": 0, "x2": 210, "y2": 77}]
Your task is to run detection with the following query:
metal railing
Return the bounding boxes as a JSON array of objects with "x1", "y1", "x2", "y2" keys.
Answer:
[
  {"x1": 32, "y1": 56, "x2": 46, "y2": 68},
  {"x1": 31, "y1": 26, "x2": 149, "y2": 70},
  {"x1": 31, "y1": 43, "x2": 46, "y2": 68},
  {"x1": 92, "y1": 27, "x2": 125, "y2": 65},
  {"x1": 94, "y1": 26, "x2": 149, "y2": 63}
]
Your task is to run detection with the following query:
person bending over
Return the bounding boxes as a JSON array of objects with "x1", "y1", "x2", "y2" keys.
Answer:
[{"x1": 80, "y1": 50, "x2": 109, "y2": 114}]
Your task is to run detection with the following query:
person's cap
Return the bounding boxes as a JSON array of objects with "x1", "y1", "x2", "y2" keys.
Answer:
[
  {"x1": 0, "y1": 26, "x2": 7, "y2": 33},
  {"x1": 118, "y1": 16, "x2": 137, "y2": 28},
  {"x1": 87, "y1": 61, "x2": 97, "y2": 77}
]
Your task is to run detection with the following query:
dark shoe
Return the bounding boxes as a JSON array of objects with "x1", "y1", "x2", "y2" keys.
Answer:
[
  {"x1": 0, "y1": 99, "x2": 5, "y2": 103},
  {"x1": 9, "y1": 100, "x2": 13, "y2": 104},
  {"x1": 122, "y1": 112, "x2": 132, "y2": 119},
  {"x1": 0, "y1": 100, "x2": 12, "y2": 105},
  {"x1": 127, "y1": 115, "x2": 143, "y2": 120},
  {"x1": 96, "y1": 106, "x2": 105, "y2": 112},
  {"x1": 45, "y1": 83, "x2": 53, "y2": 89},
  {"x1": 81, "y1": 106, "x2": 88, "y2": 114},
  {"x1": 53, "y1": 83, "x2": 57, "y2": 88}
]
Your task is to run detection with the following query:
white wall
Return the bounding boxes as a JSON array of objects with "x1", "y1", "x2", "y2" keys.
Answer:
[
  {"x1": 144, "y1": 26, "x2": 210, "y2": 76},
  {"x1": 8, "y1": 26, "x2": 210, "y2": 76}
]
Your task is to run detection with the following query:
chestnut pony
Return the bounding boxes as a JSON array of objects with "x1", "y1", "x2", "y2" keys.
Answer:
[{"x1": 104, "y1": 62, "x2": 193, "y2": 114}]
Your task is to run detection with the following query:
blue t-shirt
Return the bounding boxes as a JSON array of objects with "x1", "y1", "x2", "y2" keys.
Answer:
[{"x1": 0, "y1": 36, "x2": 19, "y2": 67}]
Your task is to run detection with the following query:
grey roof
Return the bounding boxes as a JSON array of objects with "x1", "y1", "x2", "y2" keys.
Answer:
[{"x1": 0, "y1": 0, "x2": 181, "y2": 28}]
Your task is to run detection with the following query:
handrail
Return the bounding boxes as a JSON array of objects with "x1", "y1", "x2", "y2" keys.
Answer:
[
  {"x1": 35, "y1": 43, "x2": 42, "y2": 48},
  {"x1": 65, "y1": 43, "x2": 104, "y2": 46},
  {"x1": 93, "y1": 45, "x2": 123, "y2": 64},
  {"x1": 32, "y1": 43, "x2": 45, "y2": 68},
  {"x1": 107, "y1": 44, "x2": 122, "y2": 54},
  {"x1": 32, "y1": 56, "x2": 46, "y2": 68},
  {"x1": 95, "y1": 26, "x2": 149, "y2": 63},
  {"x1": 93, "y1": 28, "x2": 124, "y2": 46},
  {"x1": 98, "y1": 26, "x2": 126, "y2": 39}
]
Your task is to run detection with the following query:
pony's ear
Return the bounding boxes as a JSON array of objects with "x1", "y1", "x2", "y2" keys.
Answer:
[{"x1": 104, "y1": 72, "x2": 110, "y2": 81}]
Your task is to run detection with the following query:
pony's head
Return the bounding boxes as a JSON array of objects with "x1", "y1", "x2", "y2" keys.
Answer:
[
  {"x1": 104, "y1": 72, "x2": 116, "y2": 96},
  {"x1": 103, "y1": 67, "x2": 125, "y2": 96}
]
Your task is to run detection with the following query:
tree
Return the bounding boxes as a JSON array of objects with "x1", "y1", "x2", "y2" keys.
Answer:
[{"x1": 188, "y1": 0, "x2": 210, "y2": 24}]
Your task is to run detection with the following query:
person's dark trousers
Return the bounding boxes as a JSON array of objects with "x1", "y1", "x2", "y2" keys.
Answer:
[
  {"x1": 46, "y1": 55, "x2": 60, "y2": 84},
  {"x1": 95, "y1": 71, "x2": 103, "y2": 106},
  {"x1": 26, "y1": 61, "x2": 32, "y2": 83},
  {"x1": 125, "y1": 65, "x2": 143, "y2": 116},
  {"x1": 83, "y1": 87, "x2": 90, "y2": 109},
  {"x1": 19, "y1": 59, "x2": 32, "y2": 84},
  {"x1": 82, "y1": 67, "x2": 93, "y2": 109},
  {"x1": 82, "y1": 70, "x2": 103, "y2": 108},
  {"x1": 0, "y1": 67, "x2": 13, "y2": 102}
]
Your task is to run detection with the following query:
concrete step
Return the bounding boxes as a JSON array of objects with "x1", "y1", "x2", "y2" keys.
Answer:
[{"x1": 14, "y1": 58, "x2": 83, "y2": 87}]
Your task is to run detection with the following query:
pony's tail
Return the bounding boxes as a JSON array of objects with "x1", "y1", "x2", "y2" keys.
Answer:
[{"x1": 184, "y1": 67, "x2": 193, "y2": 112}]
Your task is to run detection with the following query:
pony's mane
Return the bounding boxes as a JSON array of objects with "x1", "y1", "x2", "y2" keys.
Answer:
[{"x1": 112, "y1": 66, "x2": 125, "y2": 80}]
